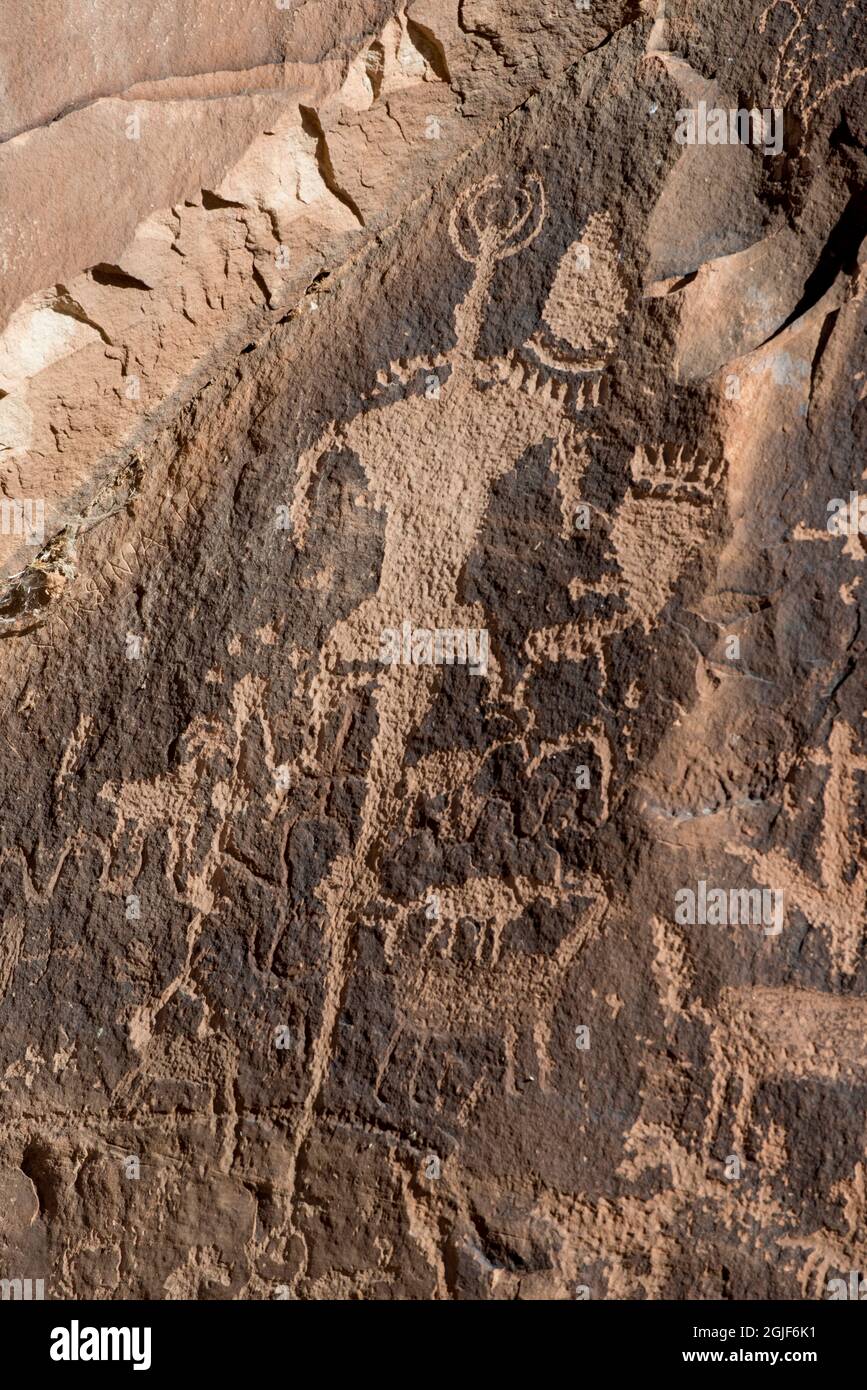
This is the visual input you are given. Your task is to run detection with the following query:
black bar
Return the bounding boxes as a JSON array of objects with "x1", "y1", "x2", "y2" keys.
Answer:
[{"x1": 3, "y1": 1298, "x2": 860, "y2": 1377}]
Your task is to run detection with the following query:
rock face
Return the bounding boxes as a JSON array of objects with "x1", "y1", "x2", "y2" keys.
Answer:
[{"x1": 1, "y1": 0, "x2": 866, "y2": 1301}]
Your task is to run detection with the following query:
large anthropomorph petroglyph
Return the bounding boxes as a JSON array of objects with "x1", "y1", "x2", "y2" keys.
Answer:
[
  {"x1": 3, "y1": 0, "x2": 867, "y2": 1305},
  {"x1": 281, "y1": 172, "x2": 630, "y2": 1217}
]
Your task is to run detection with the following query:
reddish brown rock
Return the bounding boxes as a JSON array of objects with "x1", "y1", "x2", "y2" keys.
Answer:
[{"x1": 0, "y1": 0, "x2": 866, "y2": 1302}]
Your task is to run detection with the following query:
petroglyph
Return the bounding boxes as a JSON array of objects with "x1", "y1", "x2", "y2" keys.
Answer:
[
  {"x1": 390, "y1": 878, "x2": 608, "y2": 1097},
  {"x1": 629, "y1": 443, "x2": 724, "y2": 502},
  {"x1": 706, "y1": 986, "x2": 867, "y2": 1153},
  {"x1": 651, "y1": 916, "x2": 867, "y2": 1158},
  {"x1": 527, "y1": 213, "x2": 629, "y2": 372},
  {"x1": 760, "y1": 0, "x2": 867, "y2": 128},
  {"x1": 729, "y1": 722, "x2": 867, "y2": 978},
  {"x1": 2, "y1": 0, "x2": 867, "y2": 1305},
  {"x1": 283, "y1": 172, "x2": 627, "y2": 1237}
]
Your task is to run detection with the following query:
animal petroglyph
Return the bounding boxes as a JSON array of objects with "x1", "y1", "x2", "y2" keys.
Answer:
[
  {"x1": 759, "y1": 0, "x2": 867, "y2": 129},
  {"x1": 706, "y1": 985, "x2": 867, "y2": 1153},
  {"x1": 387, "y1": 877, "x2": 608, "y2": 1099},
  {"x1": 6, "y1": 0, "x2": 867, "y2": 1307},
  {"x1": 651, "y1": 912, "x2": 867, "y2": 1156},
  {"x1": 729, "y1": 721, "x2": 867, "y2": 978},
  {"x1": 98, "y1": 675, "x2": 281, "y2": 909}
]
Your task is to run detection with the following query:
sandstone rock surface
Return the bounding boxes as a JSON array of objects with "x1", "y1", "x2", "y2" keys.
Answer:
[{"x1": 1, "y1": 0, "x2": 866, "y2": 1300}]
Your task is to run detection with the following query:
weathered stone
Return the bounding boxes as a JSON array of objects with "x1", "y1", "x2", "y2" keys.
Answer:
[{"x1": 0, "y1": 0, "x2": 866, "y2": 1302}]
